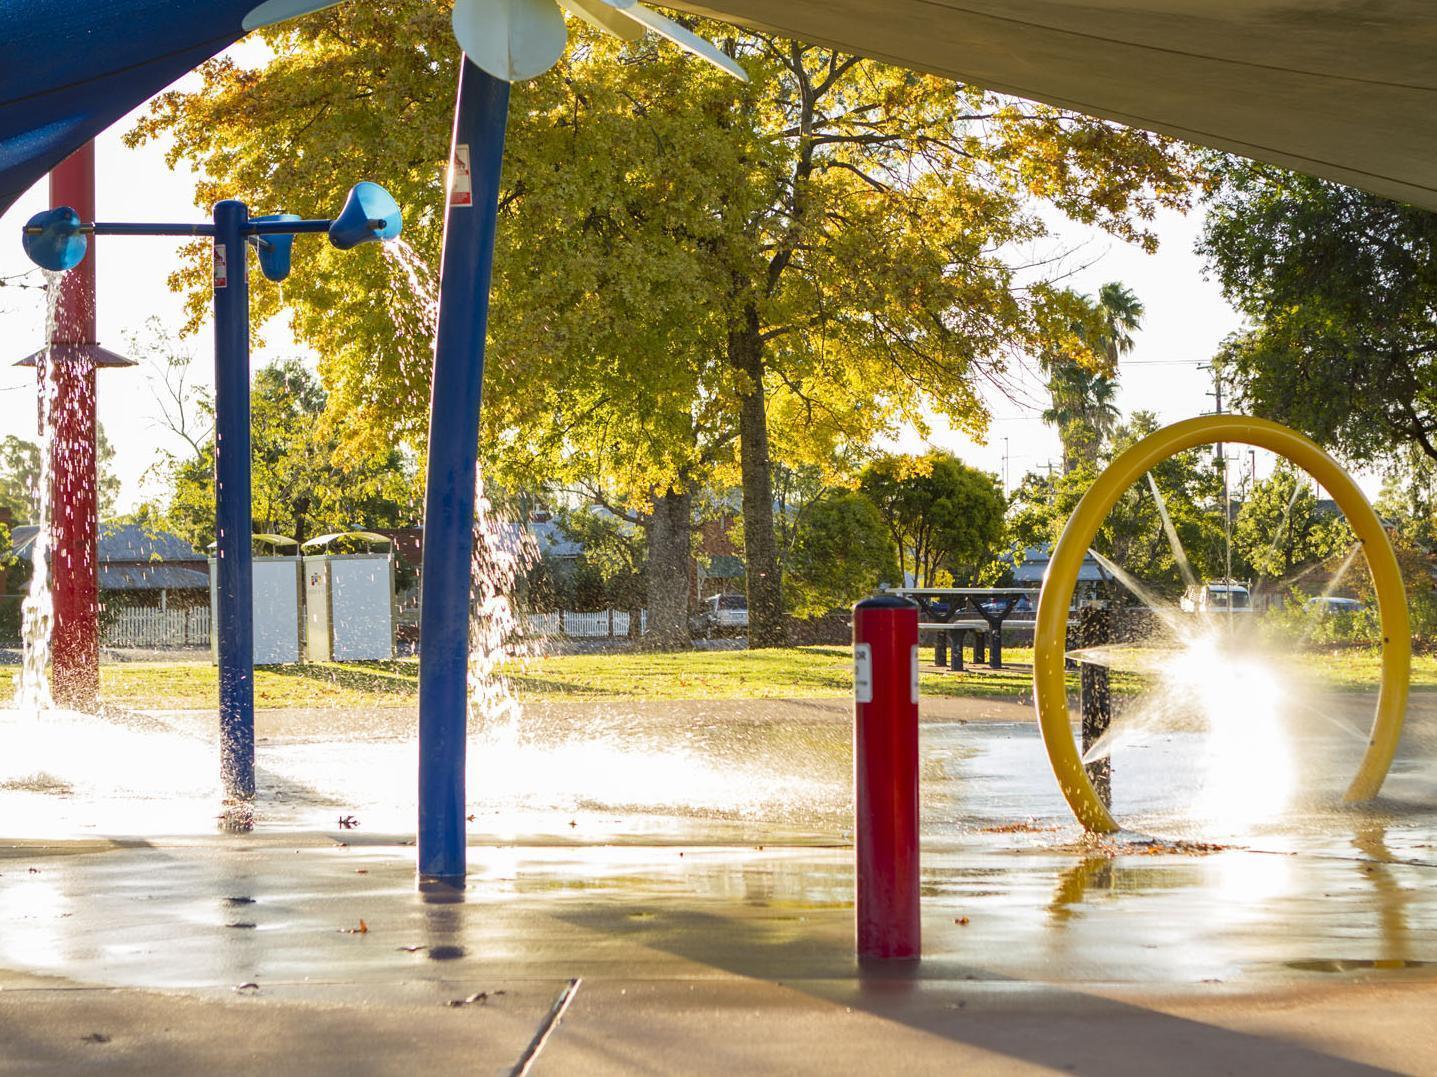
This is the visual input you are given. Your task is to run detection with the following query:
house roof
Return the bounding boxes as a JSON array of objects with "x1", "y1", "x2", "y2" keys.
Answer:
[
  {"x1": 1013, "y1": 544, "x2": 1111, "y2": 584},
  {"x1": 99, "y1": 522, "x2": 206, "y2": 563},
  {"x1": 9, "y1": 522, "x2": 205, "y2": 565},
  {"x1": 98, "y1": 564, "x2": 210, "y2": 591},
  {"x1": 528, "y1": 518, "x2": 583, "y2": 560}
]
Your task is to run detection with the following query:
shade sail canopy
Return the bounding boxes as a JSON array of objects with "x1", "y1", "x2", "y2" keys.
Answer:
[
  {"x1": 4, "y1": 0, "x2": 1437, "y2": 213},
  {"x1": 302, "y1": 531, "x2": 394, "y2": 551},
  {"x1": 1, "y1": 1, "x2": 247, "y2": 212},
  {"x1": 670, "y1": 0, "x2": 1437, "y2": 209}
]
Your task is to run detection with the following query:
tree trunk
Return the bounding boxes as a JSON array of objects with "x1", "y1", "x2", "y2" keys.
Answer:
[
  {"x1": 730, "y1": 310, "x2": 786, "y2": 648},
  {"x1": 644, "y1": 486, "x2": 692, "y2": 650},
  {"x1": 292, "y1": 496, "x2": 311, "y2": 547}
]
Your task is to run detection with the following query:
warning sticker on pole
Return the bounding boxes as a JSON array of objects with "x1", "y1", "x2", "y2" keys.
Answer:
[
  {"x1": 213, "y1": 242, "x2": 228, "y2": 289},
  {"x1": 450, "y1": 144, "x2": 473, "y2": 206},
  {"x1": 911, "y1": 645, "x2": 921, "y2": 704},
  {"x1": 854, "y1": 643, "x2": 873, "y2": 704}
]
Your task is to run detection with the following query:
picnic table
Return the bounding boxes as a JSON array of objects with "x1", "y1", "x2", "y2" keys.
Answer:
[{"x1": 885, "y1": 587, "x2": 1039, "y2": 671}]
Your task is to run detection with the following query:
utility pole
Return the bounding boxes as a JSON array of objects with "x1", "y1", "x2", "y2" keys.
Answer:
[
  {"x1": 1201, "y1": 363, "x2": 1234, "y2": 606},
  {"x1": 1002, "y1": 437, "x2": 1010, "y2": 496}
]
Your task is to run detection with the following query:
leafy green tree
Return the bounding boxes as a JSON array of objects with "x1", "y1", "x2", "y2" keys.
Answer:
[
  {"x1": 556, "y1": 507, "x2": 646, "y2": 615},
  {"x1": 860, "y1": 453, "x2": 1005, "y2": 586},
  {"x1": 1008, "y1": 411, "x2": 1227, "y2": 597},
  {"x1": 0, "y1": 429, "x2": 120, "y2": 521},
  {"x1": 1201, "y1": 161, "x2": 1437, "y2": 466},
  {"x1": 162, "y1": 359, "x2": 418, "y2": 548},
  {"x1": 783, "y1": 490, "x2": 899, "y2": 616},
  {"x1": 131, "y1": 3, "x2": 1202, "y2": 648},
  {"x1": 0, "y1": 436, "x2": 40, "y2": 522},
  {"x1": 1234, "y1": 463, "x2": 1354, "y2": 582},
  {"x1": 1375, "y1": 450, "x2": 1437, "y2": 550}
]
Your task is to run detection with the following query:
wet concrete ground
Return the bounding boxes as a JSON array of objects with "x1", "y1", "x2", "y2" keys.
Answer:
[{"x1": 1, "y1": 691, "x2": 1436, "y2": 1072}]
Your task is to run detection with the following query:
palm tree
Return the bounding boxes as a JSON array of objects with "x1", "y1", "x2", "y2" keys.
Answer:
[
  {"x1": 1094, "y1": 281, "x2": 1144, "y2": 369},
  {"x1": 1043, "y1": 365, "x2": 1120, "y2": 471},
  {"x1": 1041, "y1": 283, "x2": 1140, "y2": 471}
]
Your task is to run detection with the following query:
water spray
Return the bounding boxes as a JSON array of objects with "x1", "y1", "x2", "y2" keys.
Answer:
[
  {"x1": 1032, "y1": 414, "x2": 1410, "y2": 833},
  {"x1": 19, "y1": 183, "x2": 403, "y2": 800}
]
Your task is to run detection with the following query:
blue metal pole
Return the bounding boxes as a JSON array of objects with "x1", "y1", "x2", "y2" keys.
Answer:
[
  {"x1": 212, "y1": 199, "x2": 255, "y2": 800},
  {"x1": 416, "y1": 60, "x2": 510, "y2": 884}
]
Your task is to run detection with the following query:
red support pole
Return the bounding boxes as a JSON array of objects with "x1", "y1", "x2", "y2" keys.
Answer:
[
  {"x1": 47, "y1": 142, "x2": 100, "y2": 710},
  {"x1": 853, "y1": 593, "x2": 920, "y2": 960}
]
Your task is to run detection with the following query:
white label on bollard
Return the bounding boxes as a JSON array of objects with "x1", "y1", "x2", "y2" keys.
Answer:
[
  {"x1": 451, "y1": 144, "x2": 473, "y2": 206},
  {"x1": 911, "y1": 644, "x2": 920, "y2": 704},
  {"x1": 854, "y1": 643, "x2": 873, "y2": 703},
  {"x1": 213, "y1": 242, "x2": 228, "y2": 289}
]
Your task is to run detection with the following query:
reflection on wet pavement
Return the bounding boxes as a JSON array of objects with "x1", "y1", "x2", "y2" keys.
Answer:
[{"x1": 0, "y1": 688, "x2": 1433, "y2": 992}]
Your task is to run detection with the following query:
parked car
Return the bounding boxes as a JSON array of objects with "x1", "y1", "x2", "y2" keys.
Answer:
[
  {"x1": 691, "y1": 593, "x2": 749, "y2": 637},
  {"x1": 1180, "y1": 583, "x2": 1253, "y2": 614},
  {"x1": 1304, "y1": 595, "x2": 1364, "y2": 616},
  {"x1": 980, "y1": 595, "x2": 1034, "y2": 617}
]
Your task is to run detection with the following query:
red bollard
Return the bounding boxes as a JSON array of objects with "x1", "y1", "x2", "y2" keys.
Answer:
[{"x1": 853, "y1": 593, "x2": 920, "y2": 960}]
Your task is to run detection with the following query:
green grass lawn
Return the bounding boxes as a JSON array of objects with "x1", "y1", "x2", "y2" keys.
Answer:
[{"x1": 0, "y1": 643, "x2": 1427, "y2": 710}]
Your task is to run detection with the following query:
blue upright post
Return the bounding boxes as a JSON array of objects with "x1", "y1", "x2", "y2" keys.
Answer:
[
  {"x1": 212, "y1": 198, "x2": 255, "y2": 800},
  {"x1": 417, "y1": 60, "x2": 510, "y2": 883},
  {"x1": 21, "y1": 187, "x2": 399, "y2": 806}
]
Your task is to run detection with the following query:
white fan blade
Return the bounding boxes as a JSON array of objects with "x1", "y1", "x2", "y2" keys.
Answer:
[
  {"x1": 558, "y1": 0, "x2": 645, "y2": 43},
  {"x1": 453, "y1": 0, "x2": 570, "y2": 82},
  {"x1": 625, "y1": 5, "x2": 748, "y2": 81},
  {"x1": 242, "y1": 0, "x2": 344, "y2": 31}
]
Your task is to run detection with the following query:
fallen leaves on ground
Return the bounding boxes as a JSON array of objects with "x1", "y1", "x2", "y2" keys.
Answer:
[
  {"x1": 1053, "y1": 836, "x2": 1230, "y2": 858},
  {"x1": 982, "y1": 820, "x2": 1057, "y2": 834},
  {"x1": 446, "y1": 991, "x2": 488, "y2": 1008}
]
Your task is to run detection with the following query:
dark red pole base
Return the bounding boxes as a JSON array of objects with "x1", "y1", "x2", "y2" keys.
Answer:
[{"x1": 853, "y1": 593, "x2": 921, "y2": 960}]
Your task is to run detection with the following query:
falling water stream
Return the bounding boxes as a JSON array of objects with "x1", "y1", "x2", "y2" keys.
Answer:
[
  {"x1": 1145, "y1": 471, "x2": 1197, "y2": 590},
  {"x1": 12, "y1": 272, "x2": 63, "y2": 713}
]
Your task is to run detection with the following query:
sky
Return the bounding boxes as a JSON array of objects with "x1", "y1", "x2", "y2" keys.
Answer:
[
  {"x1": 888, "y1": 205, "x2": 1247, "y2": 494},
  {"x1": 0, "y1": 60, "x2": 1382, "y2": 516}
]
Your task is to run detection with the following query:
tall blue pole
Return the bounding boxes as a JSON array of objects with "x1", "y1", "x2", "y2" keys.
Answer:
[
  {"x1": 212, "y1": 198, "x2": 255, "y2": 800},
  {"x1": 417, "y1": 60, "x2": 510, "y2": 883}
]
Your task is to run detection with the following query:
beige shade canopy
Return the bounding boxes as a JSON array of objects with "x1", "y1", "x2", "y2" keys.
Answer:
[
  {"x1": 670, "y1": 0, "x2": 1437, "y2": 210},
  {"x1": 206, "y1": 534, "x2": 298, "y2": 552},
  {"x1": 302, "y1": 531, "x2": 394, "y2": 552}
]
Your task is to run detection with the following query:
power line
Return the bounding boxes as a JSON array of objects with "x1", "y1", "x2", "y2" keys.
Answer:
[{"x1": 1118, "y1": 359, "x2": 1211, "y2": 366}]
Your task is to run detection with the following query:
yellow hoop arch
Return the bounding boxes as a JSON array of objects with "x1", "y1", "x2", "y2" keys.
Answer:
[{"x1": 1033, "y1": 415, "x2": 1410, "y2": 833}]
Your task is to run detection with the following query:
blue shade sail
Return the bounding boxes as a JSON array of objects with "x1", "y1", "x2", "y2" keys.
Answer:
[{"x1": 0, "y1": 1, "x2": 268, "y2": 214}]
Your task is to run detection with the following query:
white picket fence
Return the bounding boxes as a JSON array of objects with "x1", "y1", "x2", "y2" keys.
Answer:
[
  {"x1": 103, "y1": 606, "x2": 211, "y2": 648},
  {"x1": 528, "y1": 609, "x2": 648, "y2": 638},
  {"x1": 101, "y1": 605, "x2": 642, "y2": 646}
]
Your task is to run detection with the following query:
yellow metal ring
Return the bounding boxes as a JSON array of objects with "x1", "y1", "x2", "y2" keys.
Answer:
[{"x1": 1033, "y1": 415, "x2": 1410, "y2": 832}]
